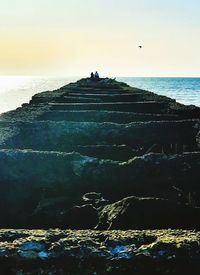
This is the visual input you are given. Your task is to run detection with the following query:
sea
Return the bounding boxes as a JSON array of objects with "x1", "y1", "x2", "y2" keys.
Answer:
[{"x1": 0, "y1": 76, "x2": 199, "y2": 114}]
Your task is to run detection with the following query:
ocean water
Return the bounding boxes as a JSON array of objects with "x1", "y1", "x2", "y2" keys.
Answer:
[
  {"x1": 118, "y1": 77, "x2": 200, "y2": 108},
  {"x1": 0, "y1": 76, "x2": 199, "y2": 114}
]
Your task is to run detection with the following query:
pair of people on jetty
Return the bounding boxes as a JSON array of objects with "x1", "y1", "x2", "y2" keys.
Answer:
[{"x1": 90, "y1": 71, "x2": 100, "y2": 81}]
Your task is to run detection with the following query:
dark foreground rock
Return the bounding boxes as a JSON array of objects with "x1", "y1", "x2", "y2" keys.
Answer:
[
  {"x1": 0, "y1": 229, "x2": 199, "y2": 275},
  {"x1": 0, "y1": 77, "x2": 199, "y2": 273},
  {"x1": 0, "y1": 150, "x2": 199, "y2": 227},
  {"x1": 97, "y1": 196, "x2": 200, "y2": 230}
]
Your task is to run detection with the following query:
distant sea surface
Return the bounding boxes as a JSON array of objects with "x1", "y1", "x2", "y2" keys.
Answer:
[{"x1": 0, "y1": 76, "x2": 200, "y2": 114}]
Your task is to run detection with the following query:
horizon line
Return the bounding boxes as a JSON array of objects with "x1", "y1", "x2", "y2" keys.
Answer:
[{"x1": 0, "y1": 75, "x2": 200, "y2": 78}]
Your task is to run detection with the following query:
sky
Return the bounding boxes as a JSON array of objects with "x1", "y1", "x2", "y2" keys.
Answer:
[{"x1": 0, "y1": 0, "x2": 199, "y2": 76}]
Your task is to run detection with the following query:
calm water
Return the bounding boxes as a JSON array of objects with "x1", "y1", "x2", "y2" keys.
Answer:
[
  {"x1": 0, "y1": 76, "x2": 199, "y2": 114},
  {"x1": 118, "y1": 77, "x2": 200, "y2": 108}
]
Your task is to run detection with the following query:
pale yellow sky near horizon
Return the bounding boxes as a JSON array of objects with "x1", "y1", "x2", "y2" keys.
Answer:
[{"x1": 0, "y1": 0, "x2": 200, "y2": 76}]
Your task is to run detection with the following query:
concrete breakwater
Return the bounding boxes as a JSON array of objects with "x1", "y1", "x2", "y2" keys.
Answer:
[{"x1": 0, "y1": 77, "x2": 199, "y2": 273}]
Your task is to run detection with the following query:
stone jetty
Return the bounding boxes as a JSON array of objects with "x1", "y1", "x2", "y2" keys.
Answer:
[{"x1": 0, "y1": 77, "x2": 199, "y2": 274}]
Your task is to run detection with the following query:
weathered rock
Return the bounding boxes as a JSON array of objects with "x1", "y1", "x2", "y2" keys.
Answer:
[
  {"x1": 0, "y1": 229, "x2": 199, "y2": 274},
  {"x1": 97, "y1": 196, "x2": 200, "y2": 230},
  {"x1": 38, "y1": 110, "x2": 181, "y2": 123},
  {"x1": 49, "y1": 101, "x2": 168, "y2": 113},
  {"x1": 0, "y1": 76, "x2": 200, "y2": 274},
  {"x1": 0, "y1": 77, "x2": 199, "y2": 272},
  {"x1": 63, "y1": 93, "x2": 155, "y2": 102},
  {"x1": 0, "y1": 150, "x2": 199, "y2": 227},
  {"x1": 0, "y1": 105, "x2": 50, "y2": 122},
  {"x1": 0, "y1": 108, "x2": 182, "y2": 123},
  {"x1": 196, "y1": 130, "x2": 200, "y2": 148},
  {"x1": 82, "y1": 192, "x2": 109, "y2": 207},
  {"x1": 0, "y1": 120, "x2": 198, "y2": 152},
  {"x1": 76, "y1": 144, "x2": 137, "y2": 160},
  {"x1": 0, "y1": 77, "x2": 199, "y2": 233}
]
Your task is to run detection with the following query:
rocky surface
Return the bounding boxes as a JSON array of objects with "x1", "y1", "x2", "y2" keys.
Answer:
[
  {"x1": 0, "y1": 77, "x2": 199, "y2": 227},
  {"x1": 0, "y1": 77, "x2": 200, "y2": 273},
  {"x1": 96, "y1": 196, "x2": 200, "y2": 230},
  {"x1": 0, "y1": 120, "x2": 198, "y2": 152},
  {"x1": 0, "y1": 150, "x2": 199, "y2": 227},
  {"x1": 0, "y1": 229, "x2": 199, "y2": 274}
]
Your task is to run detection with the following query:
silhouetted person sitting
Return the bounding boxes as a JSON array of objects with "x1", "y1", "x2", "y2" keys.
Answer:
[
  {"x1": 95, "y1": 71, "x2": 100, "y2": 80},
  {"x1": 90, "y1": 72, "x2": 94, "y2": 79}
]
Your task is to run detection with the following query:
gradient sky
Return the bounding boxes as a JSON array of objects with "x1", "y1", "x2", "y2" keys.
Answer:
[{"x1": 0, "y1": 0, "x2": 199, "y2": 76}]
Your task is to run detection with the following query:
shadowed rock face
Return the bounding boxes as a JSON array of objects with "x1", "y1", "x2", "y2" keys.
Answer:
[
  {"x1": 0, "y1": 120, "x2": 198, "y2": 152},
  {"x1": 0, "y1": 77, "x2": 199, "y2": 273},
  {"x1": 38, "y1": 110, "x2": 181, "y2": 123},
  {"x1": 97, "y1": 196, "x2": 200, "y2": 230},
  {"x1": 0, "y1": 77, "x2": 199, "y2": 230},
  {"x1": 0, "y1": 150, "x2": 199, "y2": 228}
]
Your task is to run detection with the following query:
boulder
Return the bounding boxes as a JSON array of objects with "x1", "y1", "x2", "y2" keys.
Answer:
[{"x1": 97, "y1": 196, "x2": 200, "y2": 230}]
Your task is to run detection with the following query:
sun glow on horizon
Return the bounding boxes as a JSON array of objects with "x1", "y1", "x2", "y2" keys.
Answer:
[{"x1": 0, "y1": 0, "x2": 200, "y2": 77}]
